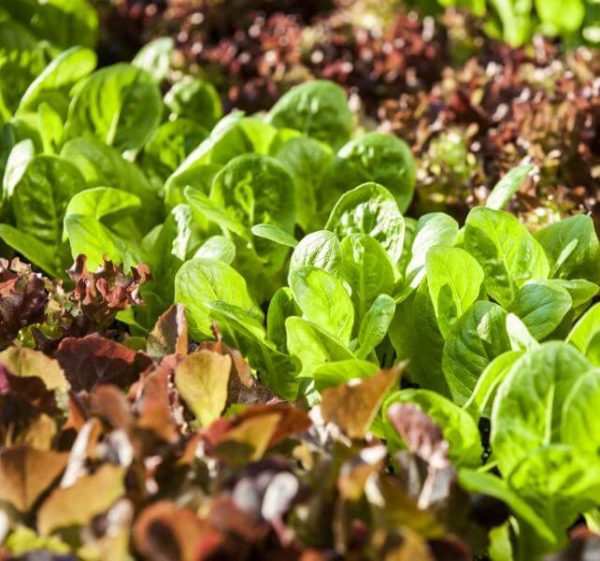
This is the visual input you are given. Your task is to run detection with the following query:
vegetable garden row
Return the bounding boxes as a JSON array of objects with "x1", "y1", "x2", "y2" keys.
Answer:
[{"x1": 0, "y1": 1, "x2": 599, "y2": 560}]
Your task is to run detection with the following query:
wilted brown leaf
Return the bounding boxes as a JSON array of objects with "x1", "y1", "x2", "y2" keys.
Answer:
[
  {"x1": 321, "y1": 365, "x2": 404, "y2": 439},
  {"x1": 38, "y1": 464, "x2": 126, "y2": 535},
  {"x1": 175, "y1": 349, "x2": 231, "y2": 427},
  {"x1": 0, "y1": 447, "x2": 67, "y2": 512}
]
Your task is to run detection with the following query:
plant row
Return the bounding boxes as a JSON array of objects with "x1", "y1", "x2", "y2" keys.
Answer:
[{"x1": 96, "y1": 1, "x2": 600, "y2": 226}]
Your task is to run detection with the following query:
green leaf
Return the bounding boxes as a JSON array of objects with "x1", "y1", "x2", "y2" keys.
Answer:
[
  {"x1": 210, "y1": 153, "x2": 295, "y2": 233},
  {"x1": 383, "y1": 389, "x2": 483, "y2": 467},
  {"x1": 464, "y1": 207, "x2": 549, "y2": 307},
  {"x1": 340, "y1": 234, "x2": 395, "y2": 324},
  {"x1": 0, "y1": 0, "x2": 99, "y2": 49},
  {"x1": 37, "y1": 103, "x2": 63, "y2": 154},
  {"x1": 326, "y1": 182, "x2": 405, "y2": 263},
  {"x1": 66, "y1": 64, "x2": 162, "y2": 152},
  {"x1": 0, "y1": 224, "x2": 62, "y2": 277},
  {"x1": 426, "y1": 245, "x2": 485, "y2": 338},
  {"x1": 208, "y1": 301, "x2": 300, "y2": 401},
  {"x1": 18, "y1": 46, "x2": 97, "y2": 114},
  {"x1": 405, "y1": 212, "x2": 459, "y2": 288},
  {"x1": 274, "y1": 136, "x2": 333, "y2": 231},
  {"x1": 536, "y1": 214, "x2": 600, "y2": 283},
  {"x1": 567, "y1": 302, "x2": 600, "y2": 354},
  {"x1": 289, "y1": 230, "x2": 342, "y2": 277},
  {"x1": 12, "y1": 154, "x2": 85, "y2": 253},
  {"x1": 60, "y1": 136, "x2": 161, "y2": 231},
  {"x1": 141, "y1": 119, "x2": 208, "y2": 182},
  {"x1": 508, "y1": 445, "x2": 600, "y2": 551},
  {"x1": 535, "y1": 0, "x2": 585, "y2": 35},
  {"x1": 268, "y1": 80, "x2": 353, "y2": 148},
  {"x1": 169, "y1": 112, "x2": 248, "y2": 180},
  {"x1": 144, "y1": 204, "x2": 195, "y2": 304},
  {"x1": 463, "y1": 350, "x2": 523, "y2": 418},
  {"x1": 64, "y1": 187, "x2": 141, "y2": 227},
  {"x1": 2, "y1": 139, "x2": 35, "y2": 203},
  {"x1": 442, "y1": 301, "x2": 511, "y2": 405},
  {"x1": 251, "y1": 223, "x2": 298, "y2": 248},
  {"x1": 506, "y1": 313, "x2": 539, "y2": 351},
  {"x1": 285, "y1": 316, "x2": 355, "y2": 379},
  {"x1": 313, "y1": 359, "x2": 379, "y2": 392},
  {"x1": 491, "y1": 342, "x2": 592, "y2": 475},
  {"x1": 560, "y1": 370, "x2": 600, "y2": 456},
  {"x1": 132, "y1": 37, "x2": 174, "y2": 83},
  {"x1": 289, "y1": 265, "x2": 354, "y2": 345},
  {"x1": 507, "y1": 280, "x2": 572, "y2": 340},
  {"x1": 174, "y1": 258, "x2": 262, "y2": 340},
  {"x1": 164, "y1": 77, "x2": 222, "y2": 130},
  {"x1": 356, "y1": 294, "x2": 396, "y2": 359},
  {"x1": 185, "y1": 186, "x2": 249, "y2": 239},
  {"x1": 553, "y1": 278, "x2": 599, "y2": 310},
  {"x1": 486, "y1": 164, "x2": 533, "y2": 210},
  {"x1": 266, "y1": 287, "x2": 300, "y2": 352},
  {"x1": 458, "y1": 469, "x2": 557, "y2": 549},
  {"x1": 327, "y1": 133, "x2": 416, "y2": 213},
  {"x1": 193, "y1": 235, "x2": 236, "y2": 264},
  {"x1": 64, "y1": 214, "x2": 143, "y2": 271},
  {"x1": 388, "y1": 279, "x2": 449, "y2": 395}
]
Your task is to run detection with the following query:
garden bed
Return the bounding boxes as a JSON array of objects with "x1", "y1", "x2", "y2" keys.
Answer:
[{"x1": 0, "y1": 1, "x2": 600, "y2": 560}]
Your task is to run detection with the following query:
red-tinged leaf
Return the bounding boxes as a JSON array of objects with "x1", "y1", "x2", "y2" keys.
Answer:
[
  {"x1": 212, "y1": 413, "x2": 282, "y2": 466},
  {"x1": 0, "y1": 346, "x2": 69, "y2": 392},
  {"x1": 135, "y1": 362, "x2": 180, "y2": 443},
  {"x1": 90, "y1": 385, "x2": 134, "y2": 430},
  {"x1": 0, "y1": 447, "x2": 67, "y2": 512},
  {"x1": 321, "y1": 365, "x2": 404, "y2": 439},
  {"x1": 386, "y1": 403, "x2": 450, "y2": 469},
  {"x1": 200, "y1": 324, "x2": 259, "y2": 401},
  {"x1": 146, "y1": 304, "x2": 188, "y2": 360},
  {"x1": 0, "y1": 364, "x2": 57, "y2": 419},
  {"x1": 55, "y1": 335, "x2": 153, "y2": 391},
  {"x1": 204, "y1": 402, "x2": 311, "y2": 451},
  {"x1": 133, "y1": 501, "x2": 209, "y2": 561},
  {"x1": 0, "y1": 258, "x2": 47, "y2": 349},
  {"x1": 175, "y1": 350, "x2": 232, "y2": 427},
  {"x1": 37, "y1": 464, "x2": 126, "y2": 535},
  {"x1": 68, "y1": 255, "x2": 150, "y2": 330}
]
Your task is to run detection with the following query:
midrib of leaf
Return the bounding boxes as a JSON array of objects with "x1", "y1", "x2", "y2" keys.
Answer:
[
  {"x1": 486, "y1": 216, "x2": 516, "y2": 303},
  {"x1": 543, "y1": 383, "x2": 556, "y2": 446},
  {"x1": 108, "y1": 70, "x2": 141, "y2": 147}
]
